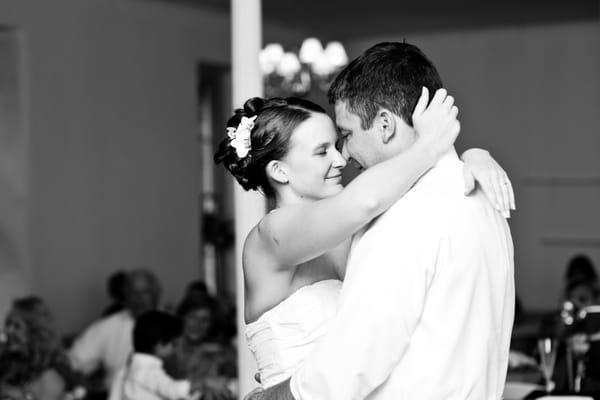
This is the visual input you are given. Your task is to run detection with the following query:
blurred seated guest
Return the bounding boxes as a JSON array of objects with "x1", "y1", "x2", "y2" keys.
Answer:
[
  {"x1": 179, "y1": 281, "x2": 237, "y2": 347},
  {"x1": 569, "y1": 275, "x2": 600, "y2": 391},
  {"x1": 69, "y1": 268, "x2": 161, "y2": 392},
  {"x1": 183, "y1": 281, "x2": 210, "y2": 304},
  {"x1": 164, "y1": 296, "x2": 235, "y2": 398},
  {"x1": 543, "y1": 255, "x2": 600, "y2": 341},
  {"x1": 540, "y1": 255, "x2": 600, "y2": 391},
  {"x1": 565, "y1": 277, "x2": 599, "y2": 312},
  {"x1": 0, "y1": 297, "x2": 79, "y2": 400},
  {"x1": 102, "y1": 270, "x2": 128, "y2": 317},
  {"x1": 563, "y1": 254, "x2": 599, "y2": 312},
  {"x1": 548, "y1": 304, "x2": 600, "y2": 392},
  {"x1": 565, "y1": 254, "x2": 598, "y2": 289},
  {"x1": 109, "y1": 311, "x2": 200, "y2": 400}
]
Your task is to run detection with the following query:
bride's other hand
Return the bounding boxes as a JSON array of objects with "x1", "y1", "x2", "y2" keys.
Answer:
[
  {"x1": 461, "y1": 148, "x2": 515, "y2": 218},
  {"x1": 412, "y1": 87, "x2": 460, "y2": 159}
]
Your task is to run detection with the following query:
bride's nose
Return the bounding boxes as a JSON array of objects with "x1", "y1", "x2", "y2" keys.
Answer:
[{"x1": 332, "y1": 149, "x2": 347, "y2": 169}]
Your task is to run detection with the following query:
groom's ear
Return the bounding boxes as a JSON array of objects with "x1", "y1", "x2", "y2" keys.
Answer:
[
  {"x1": 377, "y1": 109, "x2": 396, "y2": 144},
  {"x1": 266, "y1": 160, "x2": 289, "y2": 185}
]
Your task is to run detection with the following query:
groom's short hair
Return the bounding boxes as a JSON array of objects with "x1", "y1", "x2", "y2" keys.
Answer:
[{"x1": 328, "y1": 42, "x2": 443, "y2": 130}]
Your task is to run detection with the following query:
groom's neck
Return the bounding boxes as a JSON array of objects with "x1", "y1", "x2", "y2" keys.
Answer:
[{"x1": 372, "y1": 136, "x2": 417, "y2": 167}]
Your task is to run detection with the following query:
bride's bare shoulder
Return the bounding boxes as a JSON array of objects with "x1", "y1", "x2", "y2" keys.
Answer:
[
  {"x1": 243, "y1": 220, "x2": 279, "y2": 276},
  {"x1": 245, "y1": 209, "x2": 284, "y2": 250},
  {"x1": 245, "y1": 214, "x2": 274, "y2": 248}
]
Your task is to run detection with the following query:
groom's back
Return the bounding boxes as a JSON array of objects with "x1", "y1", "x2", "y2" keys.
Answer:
[{"x1": 345, "y1": 152, "x2": 515, "y2": 400}]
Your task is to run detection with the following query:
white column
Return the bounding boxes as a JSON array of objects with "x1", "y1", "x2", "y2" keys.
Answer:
[{"x1": 231, "y1": 0, "x2": 266, "y2": 397}]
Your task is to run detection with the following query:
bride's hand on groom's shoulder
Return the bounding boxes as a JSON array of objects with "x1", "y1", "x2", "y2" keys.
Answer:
[
  {"x1": 412, "y1": 87, "x2": 461, "y2": 159},
  {"x1": 461, "y1": 148, "x2": 516, "y2": 218}
]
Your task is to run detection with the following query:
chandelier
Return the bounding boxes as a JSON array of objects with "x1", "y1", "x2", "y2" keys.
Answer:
[{"x1": 259, "y1": 38, "x2": 349, "y2": 98}]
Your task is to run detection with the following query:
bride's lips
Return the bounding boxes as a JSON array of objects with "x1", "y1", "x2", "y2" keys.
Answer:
[{"x1": 326, "y1": 174, "x2": 342, "y2": 180}]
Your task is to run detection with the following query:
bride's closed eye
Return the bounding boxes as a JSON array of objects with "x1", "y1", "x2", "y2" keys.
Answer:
[{"x1": 314, "y1": 142, "x2": 337, "y2": 156}]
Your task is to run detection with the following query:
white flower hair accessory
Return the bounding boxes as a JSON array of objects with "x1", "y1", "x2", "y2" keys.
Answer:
[{"x1": 227, "y1": 115, "x2": 257, "y2": 158}]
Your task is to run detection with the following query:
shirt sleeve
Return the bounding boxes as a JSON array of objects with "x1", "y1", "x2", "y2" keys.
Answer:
[
  {"x1": 69, "y1": 321, "x2": 104, "y2": 374},
  {"x1": 108, "y1": 369, "x2": 125, "y2": 400},
  {"x1": 290, "y1": 209, "x2": 444, "y2": 400}
]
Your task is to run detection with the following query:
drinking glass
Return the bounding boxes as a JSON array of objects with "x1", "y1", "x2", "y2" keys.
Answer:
[{"x1": 538, "y1": 337, "x2": 557, "y2": 393}]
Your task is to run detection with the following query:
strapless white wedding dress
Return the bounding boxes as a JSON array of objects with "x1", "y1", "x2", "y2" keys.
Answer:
[{"x1": 245, "y1": 279, "x2": 342, "y2": 388}]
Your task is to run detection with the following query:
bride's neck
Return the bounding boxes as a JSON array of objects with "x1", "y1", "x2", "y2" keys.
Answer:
[{"x1": 275, "y1": 190, "x2": 316, "y2": 208}]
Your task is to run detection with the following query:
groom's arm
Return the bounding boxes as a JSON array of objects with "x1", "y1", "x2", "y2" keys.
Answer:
[{"x1": 286, "y1": 214, "x2": 442, "y2": 400}]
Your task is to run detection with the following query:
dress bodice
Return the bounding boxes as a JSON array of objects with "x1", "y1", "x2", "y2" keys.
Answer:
[{"x1": 245, "y1": 279, "x2": 342, "y2": 388}]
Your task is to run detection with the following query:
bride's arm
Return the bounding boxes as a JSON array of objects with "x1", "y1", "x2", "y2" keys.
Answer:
[
  {"x1": 257, "y1": 88, "x2": 459, "y2": 268},
  {"x1": 326, "y1": 149, "x2": 516, "y2": 280}
]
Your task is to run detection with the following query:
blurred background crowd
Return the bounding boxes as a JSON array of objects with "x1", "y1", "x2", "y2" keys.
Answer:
[
  {"x1": 3, "y1": 254, "x2": 600, "y2": 399},
  {"x1": 508, "y1": 253, "x2": 600, "y2": 395},
  {"x1": 0, "y1": 269, "x2": 237, "y2": 400}
]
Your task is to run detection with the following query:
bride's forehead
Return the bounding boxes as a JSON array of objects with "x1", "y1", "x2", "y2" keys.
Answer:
[{"x1": 290, "y1": 115, "x2": 336, "y2": 143}]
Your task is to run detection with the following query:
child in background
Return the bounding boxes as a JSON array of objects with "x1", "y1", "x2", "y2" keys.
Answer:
[{"x1": 109, "y1": 311, "x2": 200, "y2": 400}]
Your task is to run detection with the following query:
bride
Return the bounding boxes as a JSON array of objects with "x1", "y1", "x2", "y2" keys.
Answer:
[{"x1": 214, "y1": 89, "x2": 514, "y2": 389}]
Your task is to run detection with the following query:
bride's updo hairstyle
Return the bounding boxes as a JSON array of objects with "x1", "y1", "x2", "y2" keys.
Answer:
[{"x1": 214, "y1": 97, "x2": 326, "y2": 198}]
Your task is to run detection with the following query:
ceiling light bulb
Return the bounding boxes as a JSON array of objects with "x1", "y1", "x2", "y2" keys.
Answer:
[{"x1": 299, "y1": 37, "x2": 324, "y2": 64}]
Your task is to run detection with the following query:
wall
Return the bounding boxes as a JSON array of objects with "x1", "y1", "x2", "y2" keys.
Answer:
[
  {"x1": 6, "y1": 0, "x2": 594, "y2": 334},
  {"x1": 347, "y1": 20, "x2": 600, "y2": 310},
  {"x1": 0, "y1": 28, "x2": 31, "y2": 325},
  {"x1": 0, "y1": 0, "x2": 307, "y2": 334}
]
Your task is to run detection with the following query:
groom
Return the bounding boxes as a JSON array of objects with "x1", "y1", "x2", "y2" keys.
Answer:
[{"x1": 249, "y1": 42, "x2": 515, "y2": 400}]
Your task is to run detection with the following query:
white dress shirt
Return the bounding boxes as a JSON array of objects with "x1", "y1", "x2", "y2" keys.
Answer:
[
  {"x1": 109, "y1": 353, "x2": 192, "y2": 400},
  {"x1": 290, "y1": 149, "x2": 515, "y2": 400},
  {"x1": 69, "y1": 310, "x2": 134, "y2": 389}
]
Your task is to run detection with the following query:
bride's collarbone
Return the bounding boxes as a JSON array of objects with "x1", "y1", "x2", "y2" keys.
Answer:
[{"x1": 245, "y1": 255, "x2": 339, "y2": 324}]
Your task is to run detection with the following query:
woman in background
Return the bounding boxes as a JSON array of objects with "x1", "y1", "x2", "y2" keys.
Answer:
[
  {"x1": 0, "y1": 297, "x2": 80, "y2": 400},
  {"x1": 165, "y1": 296, "x2": 236, "y2": 399}
]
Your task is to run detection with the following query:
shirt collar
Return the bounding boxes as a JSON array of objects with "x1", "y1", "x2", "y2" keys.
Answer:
[
  {"x1": 433, "y1": 146, "x2": 459, "y2": 169},
  {"x1": 409, "y1": 146, "x2": 461, "y2": 191}
]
